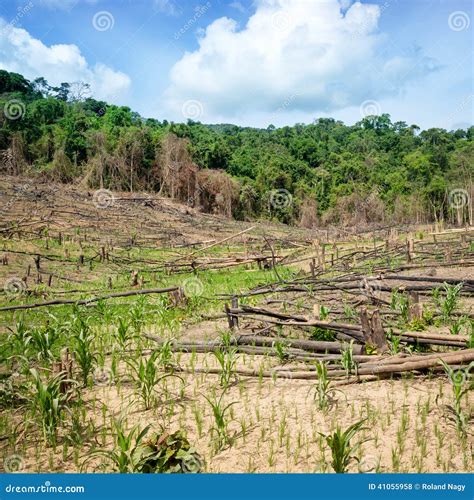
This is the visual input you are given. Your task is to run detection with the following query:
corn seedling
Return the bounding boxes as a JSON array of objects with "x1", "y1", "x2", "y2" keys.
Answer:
[
  {"x1": 319, "y1": 419, "x2": 369, "y2": 473},
  {"x1": 85, "y1": 419, "x2": 150, "y2": 472},
  {"x1": 72, "y1": 328, "x2": 96, "y2": 387},
  {"x1": 341, "y1": 341, "x2": 357, "y2": 377},
  {"x1": 440, "y1": 360, "x2": 473, "y2": 435},
  {"x1": 126, "y1": 351, "x2": 183, "y2": 410},
  {"x1": 30, "y1": 368, "x2": 74, "y2": 446},
  {"x1": 213, "y1": 348, "x2": 237, "y2": 388},
  {"x1": 440, "y1": 283, "x2": 463, "y2": 320},
  {"x1": 273, "y1": 340, "x2": 289, "y2": 363},
  {"x1": 204, "y1": 389, "x2": 237, "y2": 451},
  {"x1": 309, "y1": 361, "x2": 341, "y2": 411}
]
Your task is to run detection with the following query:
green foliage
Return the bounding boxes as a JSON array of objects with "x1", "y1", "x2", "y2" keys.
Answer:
[
  {"x1": 341, "y1": 341, "x2": 357, "y2": 377},
  {"x1": 1, "y1": 69, "x2": 472, "y2": 225},
  {"x1": 310, "y1": 361, "x2": 341, "y2": 411},
  {"x1": 126, "y1": 351, "x2": 182, "y2": 410},
  {"x1": 86, "y1": 421, "x2": 202, "y2": 473},
  {"x1": 86, "y1": 420, "x2": 151, "y2": 472},
  {"x1": 136, "y1": 430, "x2": 203, "y2": 473},
  {"x1": 439, "y1": 283, "x2": 463, "y2": 320},
  {"x1": 440, "y1": 361, "x2": 473, "y2": 436},
  {"x1": 273, "y1": 340, "x2": 289, "y2": 363},
  {"x1": 204, "y1": 389, "x2": 237, "y2": 451},
  {"x1": 319, "y1": 419, "x2": 369, "y2": 473},
  {"x1": 29, "y1": 368, "x2": 74, "y2": 446},
  {"x1": 213, "y1": 348, "x2": 237, "y2": 388}
]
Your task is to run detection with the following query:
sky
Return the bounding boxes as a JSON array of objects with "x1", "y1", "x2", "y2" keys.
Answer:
[{"x1": 0, "y1": 0, "x2": 472, "y2": 130}]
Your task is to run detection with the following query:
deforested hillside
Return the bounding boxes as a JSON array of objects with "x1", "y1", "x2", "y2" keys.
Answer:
[{"x1": 1, "y1": 69, "x2": 472, "y2": 229}]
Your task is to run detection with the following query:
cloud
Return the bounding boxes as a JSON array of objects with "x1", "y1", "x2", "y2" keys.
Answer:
[
  {"x1": 153, "y1": 0, "x2": 182, "y2": 16},
  {"x1": 229, "y1": 1, "x2": 247, "y2": 14},
  {"x1": 164, "y1": 0, "x2": 438, "y2": 122},
  {"x1": 0, "y1": 19, "x2": 130, "y2": 102}
]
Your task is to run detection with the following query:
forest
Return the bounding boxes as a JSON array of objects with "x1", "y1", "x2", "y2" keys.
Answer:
[{"x1": 1, "y1": 69, "x2": 472, "y2": 227}]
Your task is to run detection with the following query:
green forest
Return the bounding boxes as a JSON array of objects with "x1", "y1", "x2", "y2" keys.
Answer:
[{"x1": 1, "y1": 69, "x2": 472, "y2": 227}]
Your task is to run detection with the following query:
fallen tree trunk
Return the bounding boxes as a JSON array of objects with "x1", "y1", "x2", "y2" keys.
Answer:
[
  {"x1": 235, "y1": 334, "x2": 365, "y2": 354},
  {"x1": 0, "y1": 286, "x2": 180, "y2": 312},
  {"x1": 173, "y1": 349, "x2": 474, "y2": 381},
  {"x1": 144, "y1": 334, "x2": 367, "y2": 357}
]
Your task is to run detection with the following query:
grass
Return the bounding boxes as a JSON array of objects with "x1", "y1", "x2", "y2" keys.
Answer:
[{"x1": 1, "y1": 225, "x2": 472, "y2": 474}]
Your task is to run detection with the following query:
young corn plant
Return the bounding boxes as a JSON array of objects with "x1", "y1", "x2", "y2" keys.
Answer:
[
  {"x1": 30, "y1": 324, "x2": 60, "y2": 362},
  {"x1": 8, "y1": 318, "x2": 31, "y2": 354},
  {"x1": 204, "y1": 389, "x2": 237, "y2": 451},
  {"x1": 309, "y1": 361, "x2": 341, "y2": 411},
  {"x1": 156, "y1": 339, "x2": 176, "y2": 371},
  {"x1": 341, "y1": 341, "x2": 357, "y2": 377},
  {"x1": 319, "y1": 419, "x2": 369, "y2": 473},
  {"x1": 126, "y1": 351, "x2": 182, "y2": 410},
  {"x1": 30, "y1": 368, "x2": 74, "y2": 446},
  {"x1": 320, "y1": 305, "x2": 330, "y2": 320},
  {"x1": 440, "y1": 361, "x2": 473, "y2": 436},
  {"x1": 129, "y1": 296, "x2": 147, "y2": 333},
  {"x1": 213, "y1": 348, "x2": 237, "y2": 388},
  {"x1": 449, "y1": 316, "x2": 468, "y2": 336},
  {"x1": 391, "y1": 291, "x2": 409, "y2": 323},
  {"x1": 72, "y1": 328, "x2": 96, "y2": 387},
  {"x1": 440, "y1": 283, "x2": 463, "y2": 320},
  {"x1": 115, "y1": 318, "x2": 133, "y2": 350},
  {"x1": 85, "y1": 419, "x2": 151, "y2": 472},
  {"x1": 273, "y1": 340, "x2": 289, "y2": 363}
]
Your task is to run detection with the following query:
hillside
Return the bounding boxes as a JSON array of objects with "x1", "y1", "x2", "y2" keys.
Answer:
[{"x1": 1, "y1": 69, "x2": 473, "y2": 229}]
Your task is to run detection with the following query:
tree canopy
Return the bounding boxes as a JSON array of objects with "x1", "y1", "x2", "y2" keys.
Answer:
[{"x1": 0, "y1": 70, "x2": 472, "y2": 226}]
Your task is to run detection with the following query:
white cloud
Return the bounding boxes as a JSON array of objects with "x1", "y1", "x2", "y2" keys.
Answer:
[
  {"x1": 0, "y1": 19, "x2": 130, "y2": 102},
  {"x1": 229, "y1": 1, "x2": 247, "y2": 14},
  {"x1": 153, "y1": 0, "x2": 181, "y2": 16},
  {"x1": 164, "y1": 0, "x2": 438, "y2": 122}
]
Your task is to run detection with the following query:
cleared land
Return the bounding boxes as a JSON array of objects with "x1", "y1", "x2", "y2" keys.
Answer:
[{"x1": 0, "y1": 177, "x2": 472, "y2": 473}]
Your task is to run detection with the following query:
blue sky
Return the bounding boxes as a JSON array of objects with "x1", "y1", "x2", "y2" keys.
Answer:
[{"x1": 0, "y1": 0, "x2": 472, "y2": 130}]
